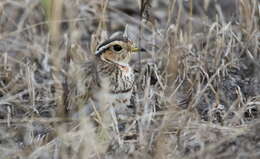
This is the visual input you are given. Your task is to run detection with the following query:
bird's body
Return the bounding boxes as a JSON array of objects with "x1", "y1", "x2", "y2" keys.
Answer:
[
  {"x1": 82, "y1": 56, "x2": 134, "y2": 114},
  {"x1": 66, "y1": 35, "x2": 143, "y2": 155},
  {"x1": 73, "y1": 36, "x2": 140, "y2": 116}
]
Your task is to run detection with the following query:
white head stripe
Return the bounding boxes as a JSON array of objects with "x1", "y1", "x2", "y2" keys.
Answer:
[{"x1": 95, "y1": 41, "x2": 125, "y2": 55}]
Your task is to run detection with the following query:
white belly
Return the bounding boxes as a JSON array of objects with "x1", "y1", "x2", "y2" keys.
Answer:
[
  {"x1": 93, "y1": 78, "x2": 132, "y2": 112},
  {"x1": 78, "y1": 66, "x2": 134, "y2": 116}
]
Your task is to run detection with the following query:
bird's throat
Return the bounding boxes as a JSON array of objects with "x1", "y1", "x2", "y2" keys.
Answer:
[
  {"x1": 103, "y1": 58, "x2": 130, "y2": 72},
  {"x1": 117, "y1": 64, "x2": 129, "y2": 72}
]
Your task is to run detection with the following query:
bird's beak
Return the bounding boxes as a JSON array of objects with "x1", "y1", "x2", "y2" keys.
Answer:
[{"x1": 131, "y1": 47, "x2": 145, "y2": 53}]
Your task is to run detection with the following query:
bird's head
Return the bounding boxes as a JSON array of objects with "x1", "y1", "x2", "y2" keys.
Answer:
[{"x1": 95, "y1": 37, "x2": 141, "y2": 67}]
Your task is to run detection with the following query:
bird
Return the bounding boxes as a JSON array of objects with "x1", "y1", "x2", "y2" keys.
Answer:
[
  {"x1": 62, "y1": 35, "x2": 143, "y2": 156},
  {"x1": 69, "y1": 35, "x2": 142, "y2": 124}
]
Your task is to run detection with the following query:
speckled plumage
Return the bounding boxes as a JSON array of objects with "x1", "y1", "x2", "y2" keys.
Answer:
[{"x1": 76, "y1": 36, "x2": 139, "y2": 115}]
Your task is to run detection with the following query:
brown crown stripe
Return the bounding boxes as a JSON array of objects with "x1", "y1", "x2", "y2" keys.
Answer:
[{"x1": 97, "y1": 37, "x2": 129, "y2": 50}]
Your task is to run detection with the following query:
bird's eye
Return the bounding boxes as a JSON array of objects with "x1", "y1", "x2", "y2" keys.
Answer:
[{"x1": 113, "y1": 45, "x2": 122, "y2": 52}]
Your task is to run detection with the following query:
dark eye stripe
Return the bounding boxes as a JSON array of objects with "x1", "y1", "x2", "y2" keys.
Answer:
[
  {"x1": 97, "y1": 37, "x2": 129, "y2": 50},
  {"x1": 95, "y1": 46, "x2": 109, "y2": 56},
  {"x1": 95, "y1": 37, "x2": 130, "y2": 56}
]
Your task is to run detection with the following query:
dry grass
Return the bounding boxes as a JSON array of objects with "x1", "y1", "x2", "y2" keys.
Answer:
[{"x1": 0, "y1": 0, "x2": 259, "y2": 159}]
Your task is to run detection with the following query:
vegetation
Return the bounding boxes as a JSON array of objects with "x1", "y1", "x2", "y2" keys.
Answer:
[{"x1": 0, "y1": 0, "x2": 259, "y2": 158}]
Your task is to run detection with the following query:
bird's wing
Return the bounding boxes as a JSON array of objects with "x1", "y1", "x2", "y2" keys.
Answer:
[
  {"x1": 67, "y1": 60, "x2": 98, "y2": 116},
  {"x1": 81, "y1": 61, "x2": 99, "y2": 95}
]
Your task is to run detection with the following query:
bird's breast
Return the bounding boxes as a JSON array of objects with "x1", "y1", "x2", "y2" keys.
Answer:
[
  {"x1": 94, "y1": 65, "x2": 134, "y2": 108},
  {"x1": 110, "y1": 66, "x2": 134, "y2": 94}
]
